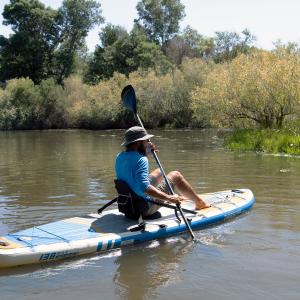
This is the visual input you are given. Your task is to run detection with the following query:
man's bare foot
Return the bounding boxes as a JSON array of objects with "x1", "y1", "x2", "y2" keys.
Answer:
[
  {"x1": 195, "y1": 199, "x2": 211, "y2": 210},
  {"x1": 175, "y1": 194, "x2": 211, "y2": 210},
  {"x1": 196, "y1": 203, "x2": 211, "y2": 210}
]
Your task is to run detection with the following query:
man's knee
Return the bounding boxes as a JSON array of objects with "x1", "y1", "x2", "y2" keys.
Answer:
[{"x1": 167, "y1": 171, "x2": 183, "y2": 184}]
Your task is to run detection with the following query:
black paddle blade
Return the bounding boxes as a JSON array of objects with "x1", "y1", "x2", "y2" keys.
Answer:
[{"x1": 121, "y1": 85, "x2": 137, "y2": 113}]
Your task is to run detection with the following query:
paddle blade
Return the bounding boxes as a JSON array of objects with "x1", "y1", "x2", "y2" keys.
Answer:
[{"x1": 121, "y1": 85, "x2": 137, "y2": 113}]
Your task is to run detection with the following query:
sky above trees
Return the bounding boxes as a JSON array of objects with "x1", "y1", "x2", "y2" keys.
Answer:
[{"x1": 1, "y1": 0, "x2": 300, "y2": 51}]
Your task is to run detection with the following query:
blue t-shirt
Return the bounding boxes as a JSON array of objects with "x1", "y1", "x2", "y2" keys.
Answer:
[{"x1": 115, "y1": 151, "x2": 151, "y2": 201}]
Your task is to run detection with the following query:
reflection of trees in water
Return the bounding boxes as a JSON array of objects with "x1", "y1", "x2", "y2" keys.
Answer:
[
  {"x1": 0, "y1": 131, "x2": 118, "y2": 205},
  {"x1": 113, "y1": 238, "x2": 193, "y2": 300},
  {"x1": 0, "y1": 131, "x2": 121, "y2": 229}
]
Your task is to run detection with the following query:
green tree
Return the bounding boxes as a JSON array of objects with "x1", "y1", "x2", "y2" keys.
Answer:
[
  {"x1": 54, "y1": 0, "x2": 104, "y2": 84},
  {"x1": 129, "y1": 25, "x2": 172, "y2": 71},
  {"x1": 213, "y1": 29, "x2": 256, "y2": 63},
  {"x1": 131, "y1": 41, "x2": 172, "y2": 71},
  {"x1": 196, "y1": 36, "x2": 215, "y2": 59},
  {"x1": 0, "y1": 0, "x2": 103, "y2": 84},
  {"x1": 163, "y1": 36, "x2": 191, "y2": 65},
  {"x1": 84, "y1": 24, "x2": 130, "y2": 83},
  {"x1": 163, "y1": 26, "x2": 199, "y2": 65},
  {"x1": 99, "y1": 23, "x2": 128, "y2": 47},
  {"x1": 0, "y1": 0, "x2": 59, "y2": 83},
  {"x1": 135, "y1": 0, "x2": 185, "y2": 45},
  {"x1": 85, "y1": 27, "x2": 133, "y2": 83},
  {"x1": 182, "y1": 26, "x2": 202, "y2": 49},
  {"x1": 183, "y1": 26, "x2": 215, "y2": 59},
  {"x1": 163, "y1": 26, "x2": 215, "y2": 65},
  {"x1": 85, "y1": 24, "x2": 171, "y2": 83}
]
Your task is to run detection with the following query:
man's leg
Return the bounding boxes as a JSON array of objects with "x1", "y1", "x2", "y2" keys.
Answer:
[
  {"x1": 167, "y1": 171, "x2": 210, "y2": 210},
  {"x1": 149, "y1": 168, "x2": 163, "y2": 186},
  {"x1": 144, "y1": 168, "x2": 164, "y2": 216}
]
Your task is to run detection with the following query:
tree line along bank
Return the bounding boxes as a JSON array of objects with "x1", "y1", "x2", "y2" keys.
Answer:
[{"x1": 1, "y1": 0, "x2": 300, "y2": 154}]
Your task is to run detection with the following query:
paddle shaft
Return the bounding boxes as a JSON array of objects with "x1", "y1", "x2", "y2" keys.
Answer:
[{"x1": 135, "y1": 114, "x2": 195, "y2": 240}]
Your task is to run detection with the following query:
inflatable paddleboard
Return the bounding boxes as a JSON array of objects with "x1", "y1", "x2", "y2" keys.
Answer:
[{"x1": 0, "y1": 189, "x2": 255, "y2": 268}]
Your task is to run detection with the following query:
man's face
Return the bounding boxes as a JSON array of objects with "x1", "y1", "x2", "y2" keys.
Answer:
[{"x1": 137, "y1": 140, "x2": 147, "y2": 156}]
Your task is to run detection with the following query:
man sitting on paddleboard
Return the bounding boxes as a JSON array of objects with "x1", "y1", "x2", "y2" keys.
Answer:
[{"x1": 115, "y1": 126, "x2": 210, "y2": 217}]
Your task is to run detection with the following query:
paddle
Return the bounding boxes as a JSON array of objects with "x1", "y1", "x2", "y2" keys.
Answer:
[{"x1": 121, "y1": 85, "x2": 196, "y2": 240}]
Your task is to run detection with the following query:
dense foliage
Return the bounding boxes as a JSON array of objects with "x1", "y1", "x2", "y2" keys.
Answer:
[
  {"x1": 191, "y1": 48, "x2": 300, "y2": 129},
  {"x1": 135, "y1": 0, "x2": 185, "y2": 45},
  {"x1": 0, "y1": 77, "x2": 67, "y2": 129},
  {"x1": 84, "y1": 24, "x2": 172, "y2": 83},
  {"x1": 0, "y1": 0, "x2": 103, "y2": 84},
  {"x1": 0, "y1": 0, "x2": 300, "y2": 148}
]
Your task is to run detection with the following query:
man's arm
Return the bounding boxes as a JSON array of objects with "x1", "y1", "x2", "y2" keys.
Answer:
[{"x1": 145, "y1": 185, "x2": 184, "y2": 204}]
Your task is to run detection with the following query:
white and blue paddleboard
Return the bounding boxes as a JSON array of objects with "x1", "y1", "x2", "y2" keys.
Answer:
[{"x1": 0, "y1": 189, "x2": 255, "y2": 268}]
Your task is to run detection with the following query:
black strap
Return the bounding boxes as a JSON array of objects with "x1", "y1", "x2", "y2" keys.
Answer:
[
  {"x1": 98, "y1": 197, "x2": 118, "y2": 214},
  {"x1": 0, "y1": 240, "x2": 8, "y2": 246},
  {"x1": 115, "y1": 194, "x2": 196, "y2": 217},
  {"x1": 147, "y1": 198, "x2": 197, "y2": 215},
  {"x1": 97, "y1": 195, "x2": 197, "y2": 216},
  {"x1": 175, "y1": 208, "x2": 181, "y2": 222}
]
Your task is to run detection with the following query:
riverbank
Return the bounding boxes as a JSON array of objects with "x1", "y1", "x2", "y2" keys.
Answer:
[{"x1": 224, "y1": 129, "x2": 300, "y2": 155}]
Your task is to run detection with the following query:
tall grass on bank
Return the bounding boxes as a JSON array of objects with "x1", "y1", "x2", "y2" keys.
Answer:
[{"x1": 225, "y1": 129, "x2": 300, "y2": 155}]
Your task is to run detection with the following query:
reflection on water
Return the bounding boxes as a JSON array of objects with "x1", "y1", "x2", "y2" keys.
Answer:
[
  {"x1": 0, "y1": 130, "x2": 118, "y2": 233},
  {"x1": 0, "y1": 129, "x2": 300, "y2": 299},
  {"x1": 114, "y1": 238, "x2": 194, "y2": 300}
]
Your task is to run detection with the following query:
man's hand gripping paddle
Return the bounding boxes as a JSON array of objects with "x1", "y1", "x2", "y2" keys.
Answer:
[{"x1": 121, "y1": 85, "x2": 195, "y2": 240}]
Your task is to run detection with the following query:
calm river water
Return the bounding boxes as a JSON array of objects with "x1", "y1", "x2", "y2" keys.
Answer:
[{"x1": 0, "y1": 129, "x2": 299, "y2": 300}]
